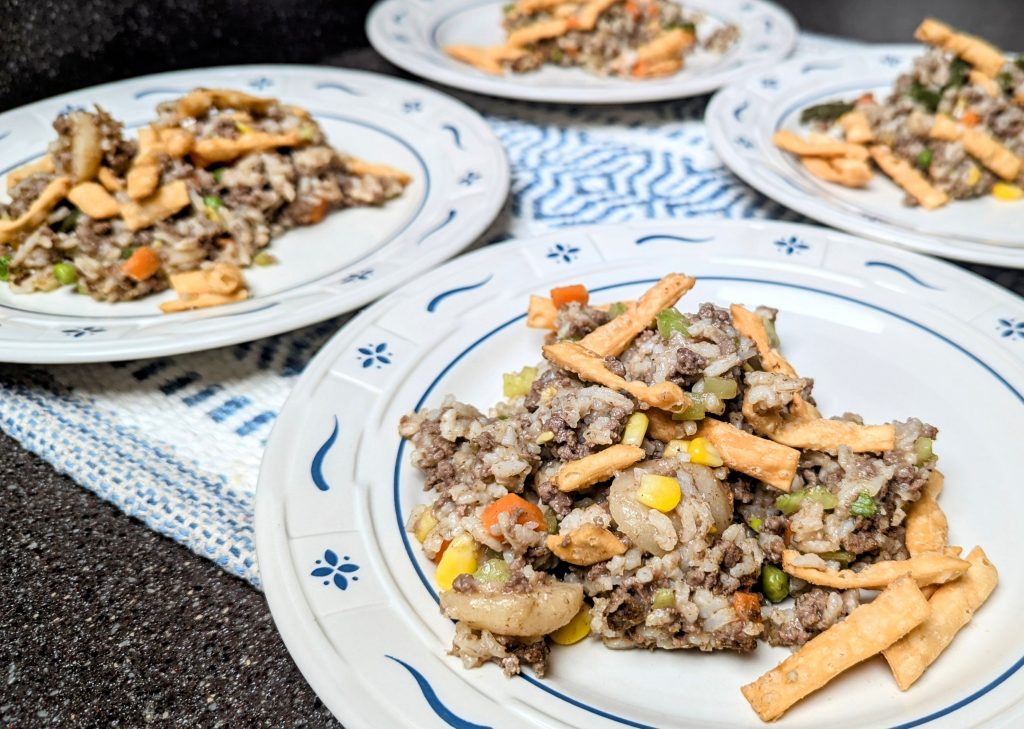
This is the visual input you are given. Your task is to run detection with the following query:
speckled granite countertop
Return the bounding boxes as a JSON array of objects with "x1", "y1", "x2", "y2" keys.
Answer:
[{"x1": 0, "y1": 429, "x2": 338, "y2": 727}]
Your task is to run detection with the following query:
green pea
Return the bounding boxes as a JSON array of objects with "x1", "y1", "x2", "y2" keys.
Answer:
[
  {"x1": 52, "y1": 262, "x2": 78, "y2": 285},
  {"x1": 916, "y1": 149, "x2": 933, "y2": 170},
  {"x1": 748, "y1": 516, "x2": 763, "y2": 533},
  {"x1": 203, "y1": 194, "x2": 224, "y2": 209},
  {"x1": 212, "y1": 168, "x2": 225, "y2": 184},
  {"x1": 652, "y1": 588, "x2": 675, "y2": 609},
  {"x1": 761, "y1": 564, "x2": 789, "y2": 603},
  {"x1": 473, "y1": 558, "x2": 510, "y2": 584}
]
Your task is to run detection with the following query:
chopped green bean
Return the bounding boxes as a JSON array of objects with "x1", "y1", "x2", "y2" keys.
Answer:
[
  {"x1": 120, "y1": 247, "x2": 136, "y2": 261},
  {"x1": 212, "y1": 168, "x2": 225, "y2": 184},
  {"x1": 473, "y1": 558, "x2": 510, "y2": 583},
  {"x1": 503, "y1": 366, "x2": 538, "y2": 398},
  {"x1": 818, "y1": 550, "x2": 855, "y2": 564},
  {"x1": 916, "y1": 149, "x2": 933, "y2": 170},
  {"x1": 850, "y1": 492, "x2": 877, "y2": 518},
  {"x1": 253, "y1": 251, "x2": 277, "y2": 267},
  {"x1": 672, "y1": 395, "x2": 706, "y2": 422},
  {"x1": 748, "y1": 516, "x2": 763, "y2": 533},
  {"x1": 656, "y1": 307, "x2": 690, "y2": 339},
  {"x1": 915, "y1": 437, "x2": 934, "y2": 466},
  {"x1": 0, "y1": 255, "x2": 10, "y2": 282},
  {"x1": 652, "y1": 588, "x2": 676, "y2": 609},
  {"x1": 701, "y1": 376, "x2": 738, "y2": 400},
  {"x1": 799, "y1": 101, "x2": 855, "y2": 124},
  {"x1": 761, "y1": 564, "x2": 789, "y2": 603},
  {"x1": 203, "y1": 194, "x2": 223, "y2": 209},
  {"x1": 607, "y1": 301, "x2": 627, "y2": 319},
  {"x1": 775, "y1": 491, "x2": 805, "y2": 516},
  {"x1": 805, "y1": 486, "x2": 838, "y2": 510},
  {"x1": 761, "y1": 316, "x2": 780, "y2": 349},
  {"x1": 52, "y1": 262, "x2": 77, "y2": 285}
]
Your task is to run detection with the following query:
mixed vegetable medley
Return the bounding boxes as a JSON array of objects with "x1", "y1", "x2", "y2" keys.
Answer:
[
  {"x1": 774, "y1": 18, "x2": 1023, "y2": 208},
  {"x1": 400, "y1": 275, "x2": 998, "y2": 722}
]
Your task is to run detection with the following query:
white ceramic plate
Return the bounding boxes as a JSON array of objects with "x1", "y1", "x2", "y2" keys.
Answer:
[
  {"x1": 367, "y1": 0, "x2": 797, "y2": 104},
  {"x1": 707, "y1": 46, "x2": 1024, "y2": 268},
  {"x1": 256, "y1": 219, "x2": 1024, "y2": 729},
  {"x1": 0, "y1": 65, "x2": 508, "y2": 363}
]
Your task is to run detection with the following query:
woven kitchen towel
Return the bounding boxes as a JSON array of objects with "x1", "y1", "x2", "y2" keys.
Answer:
[{"x1": 2, "y1": 35, "x2": 1020, "y2": 587}]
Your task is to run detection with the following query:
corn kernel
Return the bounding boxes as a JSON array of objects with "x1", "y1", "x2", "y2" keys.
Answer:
[
  {"x1": 621, "y1": 412, "x2": 649, "y2": 446},
  {"x1": 536, "y1": 430, "x2": 555, "y2": 444},
  {"x1": 235, "y1": 120, "x2": 253, "y2": 134},
  {"x1": 993, "y1": 182, "x2": 1023, "y2": 201},
  {"x1": 550, "y1": 604, "x2": 591, "y2": 645},
  {"x1": 966, "y1": 164, "x2": 981, "y2": 187},
  {"x1": 688, "y1": 437, "x2": 723, "y2": 467},
  {"x1": 663, "y1": 439, "x2": 690, "y2": 458},
  {"x1": 435, "y1": 533, "x2": 478, "y2": 591},
  {"x1": 636, "y1": 474, "x2": 682, "y2": 512},
  {"x1": 414, "y1": 510, "x2": 438, "y2": 543}
]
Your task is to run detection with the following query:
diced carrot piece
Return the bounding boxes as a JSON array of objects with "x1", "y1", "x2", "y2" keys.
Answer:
[
  {"x1": 624, "y1": 1, "x2": 640, "y2": 17},
  {"x1": 481, "y1": 494, "x2": 545, "y2": 541},
  {"x1": 732, "y1": 591, "x2": 762, "y2": 621},
  {"x1": 855, "y1": 92, "x2": 876, "y2": 106},
  {"x1": 306, "y1": 198, "x2": 330, "y2": 224},
  {"x1": 962, "y1": 110, "x2": 981, "y2": 127},
  {"x1": 632, "y1": 61, "x2": 649, "y2": 78},
  {"x1": 550, "y1": 284, "x2": 589, "y2": 308},
  {"x1": 121, "y1": 246, "x2": 162, "y2": 282},
  {"x1": 431, "y1": 540, "x2": 451, "y2": 564}
]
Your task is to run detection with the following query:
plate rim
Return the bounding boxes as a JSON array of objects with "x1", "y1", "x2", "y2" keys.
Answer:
[
  {"x1": 256, "y1": 218, "x2": 1024, "y2": 729},
  {"x1": 366, "y1": 0, "x2": 799, "y2": 104},
  {"x1": 706, "y1": 45, "x2": 1024, "y2": 269},
  {"x1": 0, "y1": 63, "x2": 510, "y2": 364}
]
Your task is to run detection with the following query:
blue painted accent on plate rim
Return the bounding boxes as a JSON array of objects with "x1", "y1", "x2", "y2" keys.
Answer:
[
  {"x1": 393, "y1": 274, "x2": 1023, "y2": 729},
  {"x1": 386, "y1": 655, "x2": 492, "y2": 729},
  {"x1": 634, "y1": 233, "x2": 715, "y2": 245},
  {"x1": 864, "y1": 261, "x2": 941, "y2": 290},
  {"x1": 311, "y1": 416, "x2": 339, "y2": 492},
  {"x1": 427, "y1": 276, "x2": 493, "y2": 313},
  {"x1": 418, "y1": 209, "x2": 457, "y2": 246},
  {"x1": 441, "y1": 124, "x2": 463, "y2": 149}
]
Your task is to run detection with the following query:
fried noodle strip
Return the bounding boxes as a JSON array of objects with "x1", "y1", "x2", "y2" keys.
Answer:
[{"x1": 781, "y1": 549, "x2": 969, "y2": 589}]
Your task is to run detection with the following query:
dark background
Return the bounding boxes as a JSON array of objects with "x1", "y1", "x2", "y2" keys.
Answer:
[{"x1": 2, "y1": 1, "x2": 1022, "y2": 110}]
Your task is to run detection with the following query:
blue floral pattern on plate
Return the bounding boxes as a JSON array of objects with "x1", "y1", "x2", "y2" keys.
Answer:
[
  {"x1": 358, "y1": 343, "x2": 392, "y2": 368},
  {"x1": 547, "y1": 243, "x2": 581, "y2": 263},
  {"x1": 311, "y1": 550, "x2": 360, "y2": 590},
  {"x1": 997, "y1": 319, "x2": 1024, "y2": 340},
  {"x1": 774, "y1": 236, "x2": 809, "y2": 255}
]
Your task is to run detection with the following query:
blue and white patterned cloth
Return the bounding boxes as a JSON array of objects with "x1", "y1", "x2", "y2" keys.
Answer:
[{"x1": 1, "y1": 35, "x2": 1019, "y2": 587}]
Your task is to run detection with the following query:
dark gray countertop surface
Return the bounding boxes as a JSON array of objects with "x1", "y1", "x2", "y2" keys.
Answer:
[
  {"x1": 2, "y1": 5, "x2": 1024, "y2": 727},
  {"x1": 0, "y1": 429, "x2": 337, "y2": 727}
]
